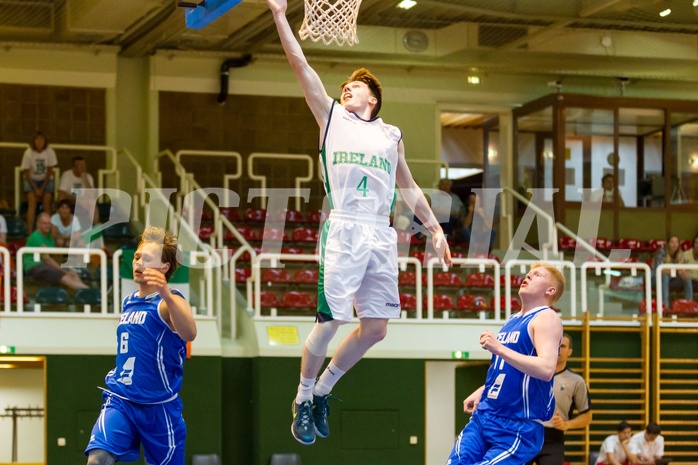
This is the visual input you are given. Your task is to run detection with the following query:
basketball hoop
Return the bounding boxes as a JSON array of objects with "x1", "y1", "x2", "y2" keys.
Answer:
[{"x1": 299, "y1": 0, "x2": 362, "y2": 47}]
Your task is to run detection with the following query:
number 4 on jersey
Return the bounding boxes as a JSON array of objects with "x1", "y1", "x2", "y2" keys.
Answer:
[{"x1": 356, "y1": 176, "x2": 369, "y2": 197}]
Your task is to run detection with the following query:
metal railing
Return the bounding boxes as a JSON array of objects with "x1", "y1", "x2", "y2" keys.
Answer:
[{"x1": 16, "y1": 246, "x2": 108, "y2": 313}]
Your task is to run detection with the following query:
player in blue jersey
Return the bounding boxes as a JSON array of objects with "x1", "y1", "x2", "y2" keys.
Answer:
[
  {"x1": 447, "y1": 262, "x2": 565, "y2": 465},
  {"x1": 268, "y1": 0, "x2": 452, "y2": 446},
  {"x1": 85, "y1": 226, "x2": 197, "y2": 465}
]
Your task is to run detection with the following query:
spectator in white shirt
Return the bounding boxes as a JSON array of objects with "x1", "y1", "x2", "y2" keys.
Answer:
[
  {"x1": 629, "y1": 423, "x2": 665, "y2": 465},
  {"x1": 58, "y1": 156, "x2": 94, "y2": 203},
  {"x1": 21, "y1": 131, "x2": 57, "y2": 232},
  {"x1": 596, "y1": 420, "x2": 637, "y2": 465}
]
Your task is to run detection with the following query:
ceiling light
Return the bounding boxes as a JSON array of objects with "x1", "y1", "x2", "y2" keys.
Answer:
[
  {"x1": 659, "y1": 8, "x2": 671, "y2": 16},
  {"x1": 694, "y1": 0, "x2": 698, "y2": 6},
  {"x1": 467, "y1": 76, "x2": 480, "y2": 84},
  {"x1": 0, "y1": 364, "x2": 16, "y2": 369},
  {"x1": 397, "y1": 0, "x2": 417, "y2": 10}
]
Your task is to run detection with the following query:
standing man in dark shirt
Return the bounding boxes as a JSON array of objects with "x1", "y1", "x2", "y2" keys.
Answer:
[{"x1": 527, "y1": 332, "x2": 592, "y2": 465}]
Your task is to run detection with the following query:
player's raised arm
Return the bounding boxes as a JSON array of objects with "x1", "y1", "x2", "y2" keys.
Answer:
[
  {"x1": 395, "y1": 140, "x2": 452, "y2": 266},
  {"x1": 267, "y1": 0, "x2": 333, "y2": 128}
]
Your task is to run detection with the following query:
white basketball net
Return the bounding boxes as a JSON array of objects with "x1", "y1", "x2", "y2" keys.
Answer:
[{"x1": 299, "y1": 0, "x2": 362, "y2": 47}]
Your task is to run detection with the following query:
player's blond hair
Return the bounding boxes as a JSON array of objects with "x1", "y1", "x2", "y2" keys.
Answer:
[
  {"x1": 530, "y1": 262, "x2": 566, "y2": 305},
  {"x1": 138, "y1": 226, "x2": 180, "y2": 281},
  {"x1": 340, "y1": 68, "x2": 382, "y2": 118}
]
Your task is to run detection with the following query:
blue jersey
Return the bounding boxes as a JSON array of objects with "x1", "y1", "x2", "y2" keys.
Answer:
[
  {"x1": 105, "y1": 289, "x2": 188, "y2": 404},
  {"x1": 477, "y1": 306, "x2": 558, "y2": 422}
]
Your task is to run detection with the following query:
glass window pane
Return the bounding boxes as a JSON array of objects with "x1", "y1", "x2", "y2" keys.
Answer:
[{"x1": 670, "y1": 112, "x2": 698, "y2": 204}]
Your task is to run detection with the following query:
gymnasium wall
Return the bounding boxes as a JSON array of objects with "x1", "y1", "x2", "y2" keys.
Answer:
[{"x1": 44, "y1": 354, "x2": 223, "y2": 465}]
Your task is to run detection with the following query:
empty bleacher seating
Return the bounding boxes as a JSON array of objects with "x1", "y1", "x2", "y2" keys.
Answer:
[
  {"x1": 638, "y1": 299, "x2": 668, "y2": 315},
  {"x1": 219, "y1": 207, "x2": 240, "y2": 222},
  {"x1": 457, "y1": 294, "x2": 489, "y2": 311},
  {"x1": 425, "y1": 294, "x2": 454, "y2": 310},
  {"x1": 399, "y1": 293, "x2": 417, "y2": 310},
  {"x1": 235, "y1": 268, "x2": 251, "y2": 283},
  {"x1": 292, "y1": 227, "x2": 319, "y2": 243},
  {"x1": 490, "y1": 296, "x2": 522, "y2": 311},
  {"x1": 281, "y1": 291, "x2": 315, "y2": 308},
  {"x1": 433, "y1": 271, "x2": 461, "y2": 287},
  {"x1": 294, "y1": 269, "x2": 318, "y2": 284},
  {"x1": 260, "y1": 227, "x2": 288, "y2": 243},
  {"x1": 260, "y1": 290, "x2": 280, "y2": 308},
  {"x1": 261, "y1": 269, "x2": 293, "y2": 284},
  {"x1": 464, "y1": 273, "x2": 495, "y2": 288},
  {"x1": 244, "y1": 208, "x2": 267, "y2": 222},
  {"x1": 668, "y1": 299, "x2": 698, "y2": 315}
]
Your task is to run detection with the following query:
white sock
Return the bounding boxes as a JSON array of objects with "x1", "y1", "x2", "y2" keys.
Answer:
[
  {"x1": 313, "y1": 362, "x2": 346, "y2": 397},
  {"x1": 295, "y1": 375, "x2": 315, "y2": 404}
]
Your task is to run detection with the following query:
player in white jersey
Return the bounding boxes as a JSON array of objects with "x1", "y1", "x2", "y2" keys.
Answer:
[
  {"x1": 447, "y1": 262, "x2": 564, "y2": 465},
  {"x1": 85, "y1": 227, "x2": 197, "y2": 465},
  {"x1": 267, "y1": 0, "x2": 452, "y2": 446}
]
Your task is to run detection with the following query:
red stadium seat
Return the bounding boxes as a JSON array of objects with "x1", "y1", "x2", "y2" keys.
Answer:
[
  {"x1": 410, "y1": 250, "x2": 436, "y2": 265},
  {"x1": 282, "y1": 291, "x2": 315, "y2": 308},
  {"x1": 281, "y1": 247, "x2": 305, "y2": 255},
  {"x1": 425, "y1": 294, "x2": 454, "y2": 310},
  {"x1": 646, "y1": 239, "x2": 665, "y2": 252},
  {"x1": 259, "y1": 291, "x2": 280, "y2": 308},
  {"x1": 0, "y1": 286, "x2": 28, "y2": 304},
  {"x1": 279, "y1": 209, "x2": 305, "y2": 223},
  {"x1": 490, "y1": 296, "x2": 522, "y2": 311},
  {"x1": 638, "y1": 299, "x2": 668, "y2": 315},
  {"x1": 500, "y1": 274, "x2": 524, "y2": 288},
  {"x1": 399, "y1": 293, "x2": 417, "y2": 310},
  {"x1": 219, "y1": 207, "x2": 240, "y2": 222},
  {"x1": 457, "y1": 294, "x2": 489, "y2": 311},
  {"x1": 306, "y1": 210, "x2": 328, "y2": 224},
  {"x1": 464, "y1": 273, "x2": 495, "y2": 288},
  {"x1": 681, "y1": 239, "x2": 693, "y2": 251},
  {"x1": 261, "y1": 268, "x2": 293, "y2": 283},
  {"x1": 292, "y1": 227, "x2": 319, "y2": 243},
  {"x1": 244, "y1": 208, "x2": 267, "y2": 222},
  {"x1": 395, "y1": 230, "x2": 412, "y2": 244},
  {"x1": 668, "y1": 299, "x2": 698, "y2": 315},
  {"x1": 399, "y1": 271, "x2": 417, "y2": 286},
  {"x1": 236, "y1": 226, "x2": 260, "y2": 241},
  {"x1": 260, "y1": 227, "x2": 288, "y2": 243},
  {"x1": 590, "y1": 237, "x2": 614, "y2": 252},
  {"x1": 198, "y1": 224, "x2": 214, "y2": 241},
  {"x1": 559, "y1": 237, "x2": 577, "y2": 251},
  {"x1": 294, "y1": 269, "x2": 318, "y2": 284},
  {"x1": 618, "y1": 238, "x2": 642, "y2": 251},
  {"x1": 7, "y1": 240, "x2": 25, "y2": 255},
  {"x1": 235, "y1": 268, "x2": 251, "y2": 283},
  {"x1": 433, "y1": 272, "x2": 461, "y2": 287}
]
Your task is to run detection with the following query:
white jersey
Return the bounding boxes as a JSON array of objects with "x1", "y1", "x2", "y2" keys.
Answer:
[{"x1": 320, "y1": 101, "x2": 402, "y2": 218}]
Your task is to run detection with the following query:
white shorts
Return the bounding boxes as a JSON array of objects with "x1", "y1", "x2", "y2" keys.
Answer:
[{"x1": 317, "y1": 211, "x2": 400, "y2": 322}]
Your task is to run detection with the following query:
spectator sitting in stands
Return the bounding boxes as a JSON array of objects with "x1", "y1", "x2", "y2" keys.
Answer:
[
  {"x1": 21, "y1": 131, "x2": 57, "y2": 232},
  {"x1": 682, "y1": 235, "x2": 698, "y2": 293},
  {"x1": 50, "y1": 199, "x2": 83, "y2": 248},
  {"x1": 23, "y1": 212, "x2": 88, "y2": 291},
  {"x1": 455, "y1": 192, "x2": 496, "y2": 249},
  {"x1": 652, "y1": 235, "x2": 693, "y2": 308},
  {"x1": 595, "y1": 420, "x2": 637, "y2": 465},
  {"x1": 590, "y1": 173, "x2": 625, "y2": 207},
  {"x1": 431, "y1": 178, "x2": 466, "y2": 238},
  {"x1": 629, "y1": 423, "x2": 664, "y2": 465},
  {"x1": 58, "y1": 156, "x2": 94, "y2": 203}
]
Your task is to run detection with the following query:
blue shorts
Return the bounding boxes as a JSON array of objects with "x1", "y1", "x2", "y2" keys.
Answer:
[
  {"x1": 84, "y1": 391, "x2": 186, "y2": 464},
  {"x1": 23, "y1": 178, "x2": 54, "y2": 194},
  {"x1": 447, "y1": 410, "x2": 544, "y2": 465}
]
